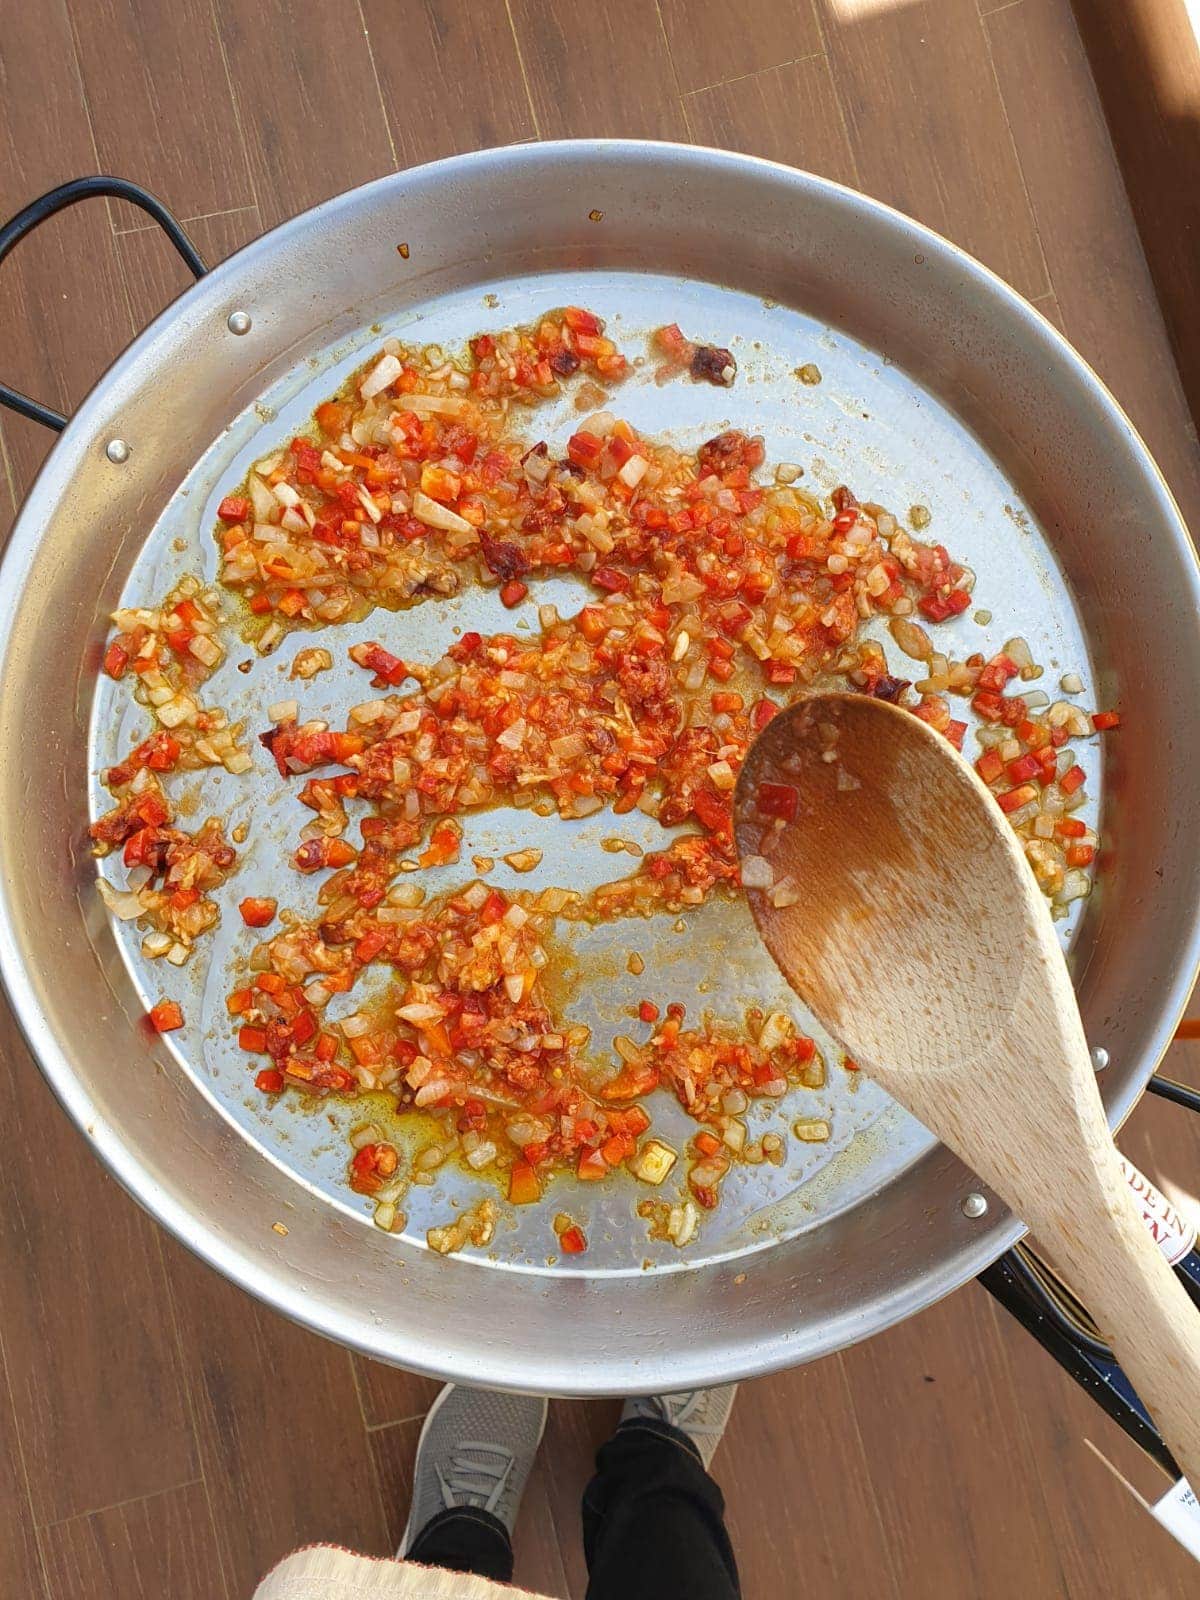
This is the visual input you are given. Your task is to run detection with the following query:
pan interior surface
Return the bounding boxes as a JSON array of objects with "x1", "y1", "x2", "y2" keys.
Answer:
[
  {"x1": 88, "y1": 266, "x2": 1095, "y2": 1274},
  {"x1": 2, "y1": 143, "x2": 1197, "y2": 1389}
]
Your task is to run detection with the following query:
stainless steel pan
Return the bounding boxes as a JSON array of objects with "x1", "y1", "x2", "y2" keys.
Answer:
[{"x1": 1, "y1": 142, "x2": 1197, "y2": 1394}]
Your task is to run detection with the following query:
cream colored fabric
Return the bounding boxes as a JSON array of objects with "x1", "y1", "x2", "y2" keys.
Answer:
[{"x1": 253, "y1": 1544, "x2": 558, "y2": 1600}]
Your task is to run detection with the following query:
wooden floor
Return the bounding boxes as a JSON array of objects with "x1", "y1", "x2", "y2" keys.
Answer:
[{"x1": 2, "y1": 0, "x2": 1200, "y2": 1594}]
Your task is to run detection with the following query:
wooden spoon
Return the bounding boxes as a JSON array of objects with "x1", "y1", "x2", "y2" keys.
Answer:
[{"x1": 735, "y1": 690, "x2": 1200, "y2": 1485}]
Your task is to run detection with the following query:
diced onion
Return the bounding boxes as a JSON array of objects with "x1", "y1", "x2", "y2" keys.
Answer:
[
  {"x1": 740, "y1": 855, "x2": 775, "y2": 890},
  {"x1": 793, "y1": 1118, "x2": 831, "y2": 1143},
  {"x1": 360, "y1": 352, "x2": 402, "y2": 399}
]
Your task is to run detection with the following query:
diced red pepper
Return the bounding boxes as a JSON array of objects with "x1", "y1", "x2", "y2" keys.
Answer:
[
  {"x1": 354, "y1": 928, "x2": 388, "y2": 964},
  {"x1": 559, "y1": 1225, "x2": 588, "y2": 1255},
  {"x1": 563, "y1": 306, "x2": 603, "y2": 336},
  {"x1": 239, "y1": 897, "x2": 278, "y2": 927},
  {"x1": 976, "y1": 749, "x2": 1004, "y2": 785},
  {"x1": 600, "y1": 1062, "x2": 660, "y2": 1100},
  {"x1": 1005, "y1": 753, "x2": 1040, "y2": 784},
  {"x1": 315, "y1": 400, "x2": 352, "y2": 435},
  {"x1": 593, "y1": 566, "x2": 630, "y2": 593},
  {"x1": 577, "y1": 606, "x2": 611, "y2": 643},
  {"x1": 638, "y1": 1000, "x2": 659, "y2": 1024},
  {"x1": 1092, "y1": 710, "x2": 1121, "y2": 731},
  {"x1": 751, "y1": 698, "x2": 779, "y2": 732},
  {"x1": 756, "y1": 782, "x2": 798, "y2": 823},
  {"x1": 1059, "y1": 765, "x2": 1086, "y2": 796},
  {"x1": 255, "y1": 1067, "x2": 285, "y2": 1094},
  {"x1": 350, "y1": 641, "x2": 409, "y2": 686},
  {"x1": 294, "y1": 837, "x2": 358, "y2": 872},
  {"x1": 654, "y1": 323, "x2": 691, "y2": 359},
  {"x1": 691, "y1": 787, "x2": 730, "y2": 835},
  {"x1": 567, "y1": 431, "x2": 605, "y2": 470},
  {"x1": 291, "y1": 1009, "x2": 318, "y2": 1047},
  {"x1": 218, "y1": 494, "x2": 251, "y2": 522},
  {"x1": 978, "y1": 654, "x2": 1019, "y2": 693},
  {"x1": 998, "y1": 783, "x2": 1038, "y2": 814},
  {"x1": 577, "y1": 1147, "x2": 609, "y2": 1182},
  {"x1": 239, "y1": 1025, "x2": 269, "y2": 1052},
  {"x1": 509, "y1": 1162, "x2": 542, "y2": 1205},
  {"x1": 148, "y1": 999, "x2": 184, "y2": 1033},
  {"x1": 499, "y1": 579, "x2": 528, "y2": 608},
  {"x1": 103, "y1": 640, "x2": 130, "y2": 679},
  {"x1": 1066, "y1": 843, "x2": 1096, "y2": 867}
]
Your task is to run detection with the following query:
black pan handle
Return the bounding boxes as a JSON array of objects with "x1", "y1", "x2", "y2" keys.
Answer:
[
  {"x1": 0, "y1": 176, "x2": 207, "y2": 433},
  {"x1": 1147, "y1": 1071, "x2": 1200, "y2": 1116}
]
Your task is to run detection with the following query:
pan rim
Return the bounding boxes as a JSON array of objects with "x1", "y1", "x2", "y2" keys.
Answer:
[{"x1": 1, "y1": 137, "x2": 1197, "y2": 1388}]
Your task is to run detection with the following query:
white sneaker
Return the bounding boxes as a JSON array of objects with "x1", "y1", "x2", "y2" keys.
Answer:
[
  {"x1": 620, "y1": 1385, "x2": 738, "y2": 1470},
  {"x1": 399, "y1": 1384, "x2": 549, "y2": 1556}
]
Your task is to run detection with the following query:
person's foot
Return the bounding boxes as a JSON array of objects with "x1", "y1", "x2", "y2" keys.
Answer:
[
  {"x1": 399, "y1": 1384, "x2": 548, "y2": 1556},
  {"x1": 620, "y1": 1384, "x2": 738, "y2": 1469}
]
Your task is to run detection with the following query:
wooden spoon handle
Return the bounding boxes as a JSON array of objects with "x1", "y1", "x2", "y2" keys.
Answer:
[{"x1": 1023, "y1": 1159, "x2": 1200, "y2": 1488}]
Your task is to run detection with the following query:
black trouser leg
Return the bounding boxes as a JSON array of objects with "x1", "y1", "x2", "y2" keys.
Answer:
[
  {"x1": 582, "y1": 1418, "x2": 741, "y2": 1600},
  {"x1": 406, "y1": 1505, "x2": 514, "y2": 1583}
]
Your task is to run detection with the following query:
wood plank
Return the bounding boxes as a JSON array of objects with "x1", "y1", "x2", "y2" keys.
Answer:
[
  {"x1": 370, "y1": 1413, "x2": 571, "y2": 1596},
  {"x1": 212, "y1": 1, "x2": 397, "y2": 231},
  {"x1": 0, "y1": 0, "x2": 134, "y2": 526},
  {"x1": 822, "y1": 0, "x2": 1049, "y2": 300},
  {"x1": 163, "y1": 1240, "x2": 391, "y2": 1595},
  {"x1": 1070, "y1": 0, "x2": 1200, "y2": 436},
  {"x1": 362, "y1": 0, "x2": 535, "y2": 167},
  {"x1": 684, "y1": 55, "x2": 860, "y2": 188},
  {"x1": 986, "y1": 0, "x2": 1200, "y2": 539},
  {"x1": 0, "y1": 1006, "x2": 198, "y2": 1525},
  {"x1": 840, "y1": 1286, "x2": 1068, "y2": 1597},
  {"x1": 352, "y1": 1357, "x2": 440, "y2": 1431},
  {"x1": 66, "y1": 0, "x2": 254, "y2": 224},
  {"x1": 1120, "y1": 1038, "x2": 1200, "y2": 1312},
  {"x1": 116, "y1": 208, "x2": 264, "y2": 329},
  {"x1": 0, "y1": 1344, "x2": 46, "y2": 1600},
  {"x1": 364, "y1": 1417, "x2": 420, "y2": 1555},
  {"x1": 720, "y1": 1369, "x2": 904, "y2": 1599},
  {"x1": 507, "y1": 0, "x2": 689, "y2": 141},
  {"x1": 40, "y1": 1481, "x2": 228, "y2": 1600},
  {"x1": 0, "y1": 427, "x2": 18, "y2": 545},
  {"x1": 1029, "y1": 288, "x2": 1066, "y2": 333},
  {"x1": 660, "y1": 0, "x2": 822, "y2": 95},
  {"x1": 985, "y1": 1289, "x2": 1200, "y2": 1598}
]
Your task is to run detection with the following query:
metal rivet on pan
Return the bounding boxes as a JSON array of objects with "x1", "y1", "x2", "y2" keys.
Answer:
[
  {"x1": 105, "y1": 438, "x2": 131, "y2": 464},
  {"x1": 960, "y1": 1192, "x2": 988, "y2": 1219},
  {"x1": 227, "y1": 310, "x2": 252, "y2": 335},
  {"x1": 1091, "y1": 1045, "x2": 1109, "y2": 1072}
]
